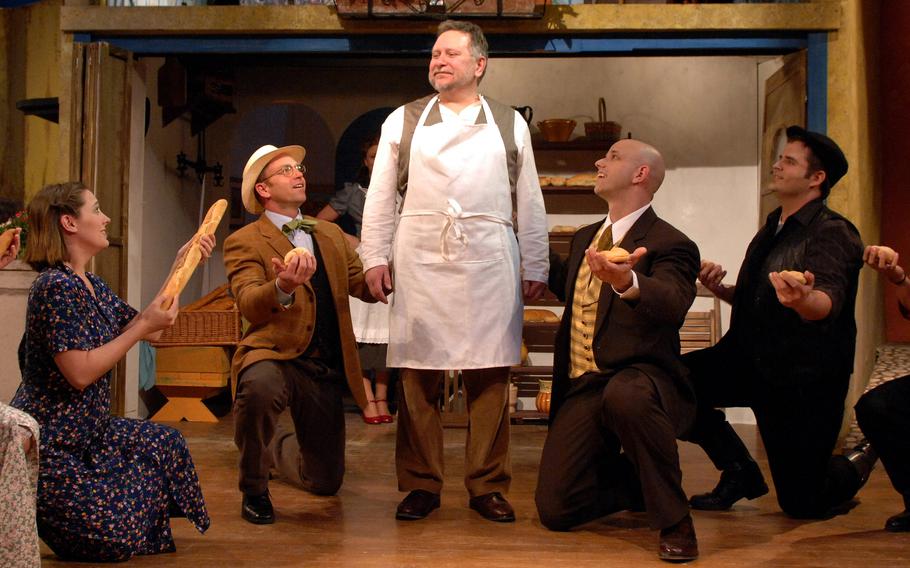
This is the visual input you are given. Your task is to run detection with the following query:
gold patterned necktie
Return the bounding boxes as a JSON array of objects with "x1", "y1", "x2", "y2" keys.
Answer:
[
  {"x1": 596, "y1": 224, "x2": 614, "y2": 252},
  {"x1": 282, "y1": 218, "x2": 317, "y2": 235}
]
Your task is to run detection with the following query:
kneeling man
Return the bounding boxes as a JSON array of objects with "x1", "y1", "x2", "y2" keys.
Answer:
[
  {"x1": 224, "y1": 144, "x2": 374, "y2": 524},
  {"x1": 536, "y1": 139, "x2": 701, "y2": 562}
]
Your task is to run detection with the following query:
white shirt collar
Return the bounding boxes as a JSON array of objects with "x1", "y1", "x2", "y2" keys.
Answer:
[
  {"x1": 263, "y1": 209, "x2": 302, "y2": 232},
  {"x1": 598, "y1": 202, "x2": 652, "y2": 246}
]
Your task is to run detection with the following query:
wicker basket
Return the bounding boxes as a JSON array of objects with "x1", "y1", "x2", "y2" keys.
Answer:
[
  {"x1": 584, "y1": 97, "x2": 622, "y2": 142},
  {"x1": 152, "y1": 308, "x2": 241, "y2": 347}
]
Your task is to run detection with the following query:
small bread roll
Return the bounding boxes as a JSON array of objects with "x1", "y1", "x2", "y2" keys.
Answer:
[
  {"x1": 0, "y1": 228, "x2": 17, "y2": 255},
  {"x1": 550, "y1": 225, "x2": 576, "y2": 234},
  {"x1": 524, "y1": 308, "x2": 560, "y2": 323},
  {"x1": 538, "y1": 176, "x2": 551, "y2": 187},
  {"x1": 780, "y1": 270, "x2": 807, "y2": 285},
  {"x1": 549, "y1": 176, "x2": 567, "y2": 187},
  {"x1": 602, "y1": 246, "x2": 631, "y2": 263},
  {"x1": 283, "y1": 247, "x2": 312, "y2": 265}
]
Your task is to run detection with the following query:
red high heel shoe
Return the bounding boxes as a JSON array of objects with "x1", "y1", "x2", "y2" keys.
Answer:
[
  {"x1": 362, "y1": 414, "x2": 383, "y2": 425},
  {"x1": 375, "y1": 399, "x2": 394, "y2": 423},
  {"x1": 362, "y1": 400, "x2": 383, "y2": 425}
]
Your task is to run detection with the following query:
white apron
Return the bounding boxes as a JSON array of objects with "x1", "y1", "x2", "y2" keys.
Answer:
[{"x1": 388, "y1": 96, "x2": 522, "y2": 369}]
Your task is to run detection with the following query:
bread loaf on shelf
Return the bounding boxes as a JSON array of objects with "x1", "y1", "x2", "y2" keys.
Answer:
[
  {"x1": 524, "y1": 308, "x2": 560, "y2": 323},
  {"x1": 161, "y1": 199, "x2": 228, "y2": 309},
  {"x1": 566, "y1": 173, "x2": 597, "y2": 187}
]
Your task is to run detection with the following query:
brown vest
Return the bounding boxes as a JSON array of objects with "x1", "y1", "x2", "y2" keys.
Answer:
[{"x1": 396, "y1": 95, "x2": 521, "y2": 202}]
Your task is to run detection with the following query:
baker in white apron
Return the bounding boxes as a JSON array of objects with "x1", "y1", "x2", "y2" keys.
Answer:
[
  {"x1": 390, "y1": 96, "x2": 521, "y2": 369},
  {"x1": 359, "y1": 22, "x2": 548, "y2": 524}
]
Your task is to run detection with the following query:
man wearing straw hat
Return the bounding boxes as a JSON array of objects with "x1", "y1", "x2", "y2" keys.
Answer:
[{"x1": 224, "y1": 144, "x2": 374, "y2": 525}]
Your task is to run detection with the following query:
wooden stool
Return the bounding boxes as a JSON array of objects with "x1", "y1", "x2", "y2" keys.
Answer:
[{"x1": 152, "y1": 346, "x2": 231, "y2": 423}]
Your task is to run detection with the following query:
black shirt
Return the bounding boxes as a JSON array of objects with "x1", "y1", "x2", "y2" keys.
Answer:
[{"x1": 725, "y1": 198, "x2": 863, "y2": 387}]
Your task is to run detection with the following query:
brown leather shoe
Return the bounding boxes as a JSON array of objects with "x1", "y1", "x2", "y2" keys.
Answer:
[
  {"x1": 659, "y1": 514, "x2": 699, "y2": 562},
  {"x1": 469, "y1": 492, "x2": 516, "y2": 522},
  {"x1": 395, "y1": 490, "x2": 440, "y2": 521}
]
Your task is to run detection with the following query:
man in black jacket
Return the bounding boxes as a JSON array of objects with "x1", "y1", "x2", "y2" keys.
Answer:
[{"x1": 683, "y1": 126, "x2": 875, "y2": 519}]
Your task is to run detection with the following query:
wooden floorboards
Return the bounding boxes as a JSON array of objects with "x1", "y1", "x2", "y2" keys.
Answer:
[{"x1": 41, "y1": 416, "x2": 910, "y2": 567}]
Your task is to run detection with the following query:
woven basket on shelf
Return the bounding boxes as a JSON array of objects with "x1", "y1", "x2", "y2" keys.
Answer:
[{"x1": 584, "y1": 97, "x2": 622, "y2": 141}]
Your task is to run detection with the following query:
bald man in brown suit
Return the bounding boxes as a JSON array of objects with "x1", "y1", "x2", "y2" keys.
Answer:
[{"x1": 535, "y1": 139, "x2": 701, "y2": 562}]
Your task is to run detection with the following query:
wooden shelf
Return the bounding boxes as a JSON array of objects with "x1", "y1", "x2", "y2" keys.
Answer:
[
  {"x1": 510, "y1": 410, "x2": 549, "y2": 425},
  {"x1": 542, "y1": 188, "x2": 607, "y2": 214},
  {"x1": 532, "y1": 137, "x2": 618, "y2": 152},
  {"x1": 540, "y1": 185, "x2": 596, "y2": 191}
]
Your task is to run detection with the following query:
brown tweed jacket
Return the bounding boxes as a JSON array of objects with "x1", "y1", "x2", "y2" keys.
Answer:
[{"x1": 223, "y1": 214, "x2": 374, "y2": 409}]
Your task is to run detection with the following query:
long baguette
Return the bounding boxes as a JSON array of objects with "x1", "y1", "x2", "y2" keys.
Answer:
[{"x1": 161, "y1": 199, "x2": 228, "y2": 308}]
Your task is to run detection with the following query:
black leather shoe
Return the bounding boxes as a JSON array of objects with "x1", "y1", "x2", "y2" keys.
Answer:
[
  {"x1": 396, "y1": 490, "x2": 440, "y2": 521},
  {"x1": 885, "y1": 509, "x2": 910, "y2": 532},
  {"x1": 659, "y1": 514, "x2": 699, "y2": 562},
  {"x1": 242, "y1": 492, "x2": 275, "y2": 525},
  {"x1": 469, "y1": 492, "x2": 516, "y2": 522},
  {"x1": 689, "y1": 460, "x2": 768, "y2": 511},
  {"x1": 846, "y1": 439, "x2": 878, "y2": 488}
]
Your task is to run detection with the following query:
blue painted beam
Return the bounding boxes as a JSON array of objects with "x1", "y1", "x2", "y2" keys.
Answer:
[
  {"x1": 806, "y1": 32, "x2": 827, "y2": 134},
  {"x1": 74, "y1": 33, "x2": 807, "y2": 57}
]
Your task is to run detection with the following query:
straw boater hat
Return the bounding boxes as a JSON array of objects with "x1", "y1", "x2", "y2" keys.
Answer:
[{"x1": 241, "y1": 144, "x2": 306, "y2": 214}]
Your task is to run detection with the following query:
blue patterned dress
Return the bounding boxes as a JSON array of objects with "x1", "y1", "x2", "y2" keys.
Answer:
[{"x1": 11, "y1": 265, "x2": 210, "y2": 561}]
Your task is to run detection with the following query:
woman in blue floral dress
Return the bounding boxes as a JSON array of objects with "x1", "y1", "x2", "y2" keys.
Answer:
[{"x1": 11, "y1": 182, "x2": 213, "y2": 561}]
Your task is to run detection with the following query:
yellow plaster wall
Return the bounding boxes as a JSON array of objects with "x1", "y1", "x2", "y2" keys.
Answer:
[
  {"x1": 23, "y1": 1, "x2": 63, "y2": 202},
  {"x1": 826, "y1": 0, "x2": 882, "y2": 412}
]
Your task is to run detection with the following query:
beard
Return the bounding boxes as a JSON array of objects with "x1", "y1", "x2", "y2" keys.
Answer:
[{"x1": 428, "y1": 67, "x2": 476, "y2": 93}]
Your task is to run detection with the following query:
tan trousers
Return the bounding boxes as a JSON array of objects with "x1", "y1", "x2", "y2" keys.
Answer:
[{"x1": 396, "y1": 367, "x2": 512, "y2": 497}]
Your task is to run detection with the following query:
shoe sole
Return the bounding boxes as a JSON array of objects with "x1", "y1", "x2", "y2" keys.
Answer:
[
  {"x1": 241, "y1": 513, "x2": 275, "y2": 525},
  {"x1": 658, "y1": 552, "x2": 699, "y2": 562},
  {"x1": 689, "y1": 485, "x2": 769, "y2": 511},
  {"x1": 396, "y1": 503, "x2": 440, "y2": 521},
  {"x1": 395, "y1": 509, "x2": 438, "y2": 521}
]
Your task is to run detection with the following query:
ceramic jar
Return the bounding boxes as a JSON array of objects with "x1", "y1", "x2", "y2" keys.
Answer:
[{"x1": 536, "y1": 379, "x2": 552, "y2": 414}]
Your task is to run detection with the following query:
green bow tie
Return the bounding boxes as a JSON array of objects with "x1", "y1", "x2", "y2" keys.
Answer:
[{"x1": 282, "y1": 218, "x2": 317, "y2": 235}]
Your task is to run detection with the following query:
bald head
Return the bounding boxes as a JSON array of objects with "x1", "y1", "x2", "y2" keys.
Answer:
[{"x1": 626, "y1": 139, "x2": 666, "y2": 194}]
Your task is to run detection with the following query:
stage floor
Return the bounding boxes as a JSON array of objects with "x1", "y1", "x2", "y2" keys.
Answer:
[{"x1": 41, "y1": 414, "x2": 909, "y2": 567}]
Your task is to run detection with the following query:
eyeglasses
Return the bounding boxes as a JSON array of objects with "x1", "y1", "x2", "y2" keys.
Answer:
[{"x1": 260, "y1": 163, "x2": 306, "y2": 181}]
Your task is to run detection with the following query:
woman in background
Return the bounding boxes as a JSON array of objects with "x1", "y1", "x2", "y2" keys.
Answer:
[
  {"x1": 11, "y1": 182, "x2": 212, "y2": 561},
  {"x1": 319, "y1": 137, "x2": 394, "y2": 424}
]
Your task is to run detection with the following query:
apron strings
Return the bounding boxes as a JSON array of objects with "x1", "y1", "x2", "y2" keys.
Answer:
[{"x1": 400, "y1": 198, "x2": 512, "y2": 261}]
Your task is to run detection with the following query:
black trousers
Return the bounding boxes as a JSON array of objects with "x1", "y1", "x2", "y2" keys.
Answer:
[
  {"x1": 233, "y1": 357, "x2": 345, "y2": 496},
  {"x1": 856, "y1": 374, "x2": 910, "y2": 506},
  {"x1": 682, "y1": 345, "x2": 859, "y2": 518},
  {"x1": 535, "y1": 370, "x2": 689, "y2": 531}
]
